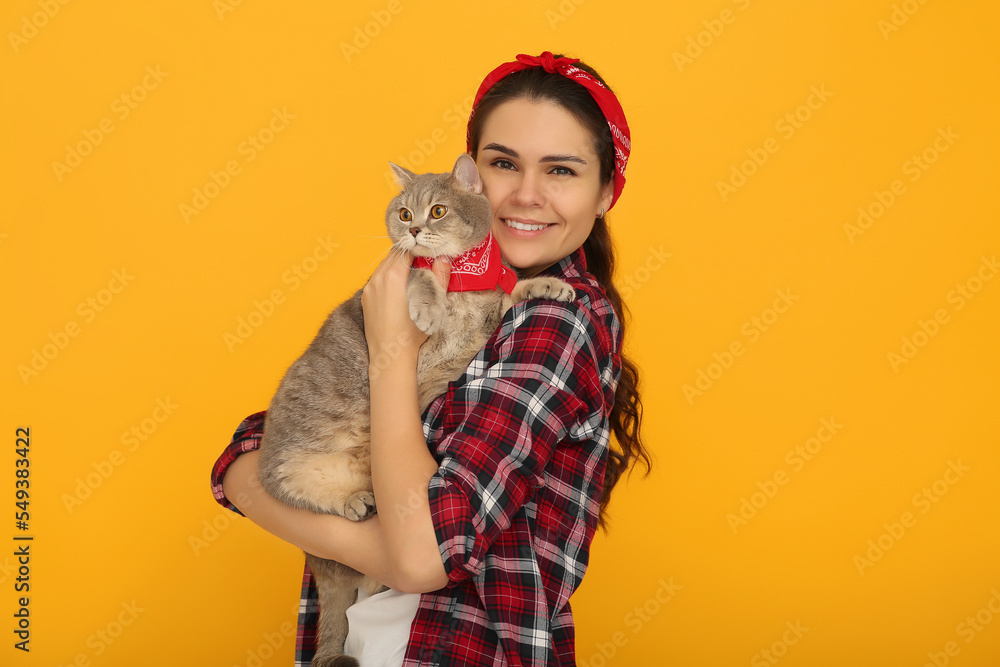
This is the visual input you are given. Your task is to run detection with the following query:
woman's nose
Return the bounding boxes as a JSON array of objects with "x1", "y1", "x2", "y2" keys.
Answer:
[{"x1": 511, "y1": 171, "x2": 545, "y2": 207}]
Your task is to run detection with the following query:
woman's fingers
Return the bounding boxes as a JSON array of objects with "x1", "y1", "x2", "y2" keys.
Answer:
[
  {"x1": 369, "y1": 246, "x2": 410, "y2": 286},
  {"x1": 362, "y1": 248, "x2": 426, "y2": 355},
  {"x1": 430, "y1": 255, "x2": 451, "y2": 291},
  {"x1": 361, "y1": 248, "x2": 453, "y2": 361}
]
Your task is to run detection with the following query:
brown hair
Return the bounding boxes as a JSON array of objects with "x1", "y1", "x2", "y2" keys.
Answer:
[{"x1": 468, "y1": 55, "x2": 652, "y2": 529}]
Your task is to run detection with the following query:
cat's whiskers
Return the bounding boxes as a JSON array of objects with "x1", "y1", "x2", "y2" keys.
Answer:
[
  {"x1": 439, "y1": 239, "x2": 464, "y2": 258},
  {"x1": 365, "y1": 242, "x2": 403, "y2": 273},
  {"x1": 386, "y1": 244, "x2": 407, "y2": 267}
]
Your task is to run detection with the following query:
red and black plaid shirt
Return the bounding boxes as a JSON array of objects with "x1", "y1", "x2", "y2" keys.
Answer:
[{"x1": 211, "y1": 246, "x2": 622, "y2": 665}]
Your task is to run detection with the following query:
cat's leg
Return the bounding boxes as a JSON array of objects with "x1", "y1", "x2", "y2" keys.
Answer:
[
  {"x1": 362, "y1": 574, "x2": 388, "y2": 597},
  {"x1": 264, "y1": 435, "x2": 377, "y2": 520},
  {"x1": 407, "y1": 268, "x2": 448, "y2": 334},
  {"x1": 300, "y1": 446, "x2": 375, "y2": 520},
  {"x1": 306, "y1": 553, "x2": 365, "y2": 667}
]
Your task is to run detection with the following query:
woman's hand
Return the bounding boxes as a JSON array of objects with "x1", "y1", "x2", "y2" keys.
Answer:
[
  {"x1": 359, "y1": 247, "x2": 453, "y2": 592},
  {"x1": 361, "y1": 250, "x2": 450, "y2": 363}
]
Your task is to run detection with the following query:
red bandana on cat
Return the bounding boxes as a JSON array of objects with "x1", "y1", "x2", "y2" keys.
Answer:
[
  {"x1": 466, "y1": 50, "x2": 631, "y2": 211},
  {"x1": 412, "y1": 232, "x2": 516, "y2": 294}
]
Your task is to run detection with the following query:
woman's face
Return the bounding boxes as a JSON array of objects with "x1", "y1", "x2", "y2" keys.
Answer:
[{"x1": 474, "y1": 98, "x2": 613, "y2": 277}]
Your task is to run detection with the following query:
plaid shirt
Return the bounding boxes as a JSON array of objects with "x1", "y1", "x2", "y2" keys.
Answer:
[{"x1": 211, "y1": 246, "x2": 622, "y2": 666}]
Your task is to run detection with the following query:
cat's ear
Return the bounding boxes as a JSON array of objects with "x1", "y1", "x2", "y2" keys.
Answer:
[
  {"x1": 389, "y1": 162, "x2": 415, "y2": 188},
  {"x1": 451, "y1": 154, "x2": 483, "y2": 194}
]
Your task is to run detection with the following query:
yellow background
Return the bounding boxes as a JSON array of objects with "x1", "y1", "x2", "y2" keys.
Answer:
[{"x1": 2, "y1": 0, "x2": 998, "y2": 665}]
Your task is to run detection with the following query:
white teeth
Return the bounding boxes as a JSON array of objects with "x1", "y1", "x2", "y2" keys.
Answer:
[{"x1": 504, "y1": 219, "x2": 547, "y2": 231}]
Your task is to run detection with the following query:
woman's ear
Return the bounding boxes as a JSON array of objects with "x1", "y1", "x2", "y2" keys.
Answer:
[{"x1": 599, "y1": 181, "x2": 614, "y2": 214}]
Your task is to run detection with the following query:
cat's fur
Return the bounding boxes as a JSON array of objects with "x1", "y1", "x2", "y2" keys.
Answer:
[{"x1": 256, "y1": 153, "x2": 575, "y2": 667}]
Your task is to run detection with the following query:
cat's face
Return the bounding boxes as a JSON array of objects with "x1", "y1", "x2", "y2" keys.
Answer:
[{"x1": 385, "y1": 156, "x2": 493, "y2": 259}]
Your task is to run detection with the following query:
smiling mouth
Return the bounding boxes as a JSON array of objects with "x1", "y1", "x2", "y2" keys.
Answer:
[{"x1": 502, "y1": 218, "x2": 551, "y2": 231}]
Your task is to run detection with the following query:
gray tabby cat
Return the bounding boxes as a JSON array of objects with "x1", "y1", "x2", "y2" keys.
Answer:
[{"x1": 256, "y1": 153, "x2": 575, "y2": 667}]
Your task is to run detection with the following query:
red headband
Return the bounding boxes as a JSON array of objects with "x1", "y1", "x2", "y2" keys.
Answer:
[{"x1": 466, "y1": 51, "x2": 631, "y2": 212}]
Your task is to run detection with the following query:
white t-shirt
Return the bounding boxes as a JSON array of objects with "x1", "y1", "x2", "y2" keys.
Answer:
[{"x1": 344, "y1": 586, "x2": 420, "y2": 667}]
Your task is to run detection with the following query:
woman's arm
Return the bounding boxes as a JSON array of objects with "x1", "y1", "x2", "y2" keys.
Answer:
[
  {"x1": 222, "y1": 250, "x2": 451, "y2": 594},
  {"x1": 359, "y1": 251, "x2": 451, "y2": 593},
  {"x1": 222, "y1": 450, "x2": 412, "y2": 588}
]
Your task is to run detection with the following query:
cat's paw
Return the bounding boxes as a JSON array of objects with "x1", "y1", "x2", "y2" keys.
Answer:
[
  {"x1": 344, "y1": 491, "x2": 376, "y2": 522},
  {"x1": 511, "y1": 277, "x2": 576, "y2": 304},
  {"x1": 409, "y1": 299, "x2": 446, "y2": 335},
  {"x1": 408, "y1": 271, "x2": 447, "y2": 334}
]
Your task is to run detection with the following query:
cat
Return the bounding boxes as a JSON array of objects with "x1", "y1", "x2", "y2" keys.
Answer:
[{"x1": 256, "y1": 153, "x2": 576, "y2": 667}]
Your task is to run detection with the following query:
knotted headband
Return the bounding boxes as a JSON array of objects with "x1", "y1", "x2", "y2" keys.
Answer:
[{"x1": 466, "y1": 51, "x2": 631, "y2": 211}]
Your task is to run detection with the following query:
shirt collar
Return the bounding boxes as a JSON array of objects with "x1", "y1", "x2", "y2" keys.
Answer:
[{"x1": 517, "y1": 245, "x2": 588, "y2": 281}]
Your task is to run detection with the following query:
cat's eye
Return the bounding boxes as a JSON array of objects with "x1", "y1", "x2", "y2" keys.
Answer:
[
  {"x1": 399, "y1": 208, "x2": 412, "y2": 222},
  {"x1": 430, "y1": 205, "x2": 447, "y2": 219}
]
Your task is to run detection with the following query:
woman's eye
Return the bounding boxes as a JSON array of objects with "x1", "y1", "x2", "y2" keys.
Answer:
[
  {"x1": 551, "y1": 166, "x2": 576, "y2": 176},
  {"x1": 400, "y1": 208, "x2": 412, "y2": 222},
  {"x1": 430, "y1": 205, "x2": 447, "y2": 219},
  {"x1": 491, "y1": 158, "x2": 515, "y2": 171}
]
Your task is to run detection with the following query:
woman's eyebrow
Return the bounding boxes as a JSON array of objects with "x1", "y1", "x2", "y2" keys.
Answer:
[
  {"x1": 542, "y1": 153, "x2": 588, "y2": 165},
  {"x1": 482, "y1": 142, "x2": 588, "y2": 165}
]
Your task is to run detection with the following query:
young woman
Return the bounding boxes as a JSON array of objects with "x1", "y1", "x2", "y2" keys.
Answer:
[{"x1": 212, "y1": 51, "x2": 650, "y2": 666}]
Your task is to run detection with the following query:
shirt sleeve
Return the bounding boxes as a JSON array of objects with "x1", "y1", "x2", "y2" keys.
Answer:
[
  {"x1": 211, "y1": 410, "x2": 267, "y2": 516},
  {"x1": 426, "y1": 298, "x2": 616, "y2": 584}
]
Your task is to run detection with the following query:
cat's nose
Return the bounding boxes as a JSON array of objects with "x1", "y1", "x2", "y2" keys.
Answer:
[{"x1": 409, "y1": 227, "x2": 420, "y2": 238}]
